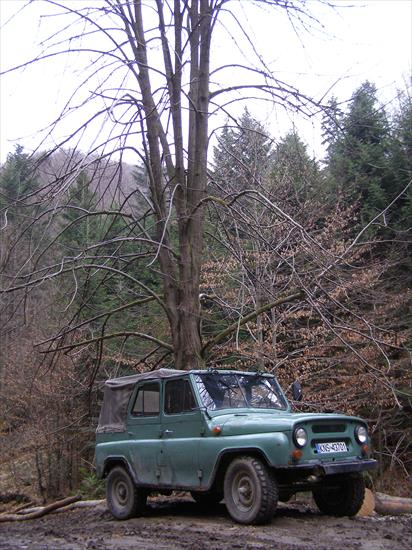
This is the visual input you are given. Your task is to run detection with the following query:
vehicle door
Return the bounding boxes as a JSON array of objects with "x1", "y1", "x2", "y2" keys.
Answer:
[
  {"x1": 126, "y1": 380, "x2": 162, "y2": 485},
  {"x1": 159, "y1": 377, "x2": 203, "y2": 488}
]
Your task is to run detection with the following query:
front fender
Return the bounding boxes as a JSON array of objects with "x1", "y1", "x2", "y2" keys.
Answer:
[{"x1": 200, "y1": 432, "x2": 291, "y2": 488}]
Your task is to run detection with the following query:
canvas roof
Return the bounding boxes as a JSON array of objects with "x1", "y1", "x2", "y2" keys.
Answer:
[
  {"x1": 105, "y1": 368, "x2": 183, "y2": 388},
  {"x1": 96, "y1": 368, "x2": 183, "y2": 433},
  {"x1": 96, "y1": 368, "x2": 270, "y2": 433}
]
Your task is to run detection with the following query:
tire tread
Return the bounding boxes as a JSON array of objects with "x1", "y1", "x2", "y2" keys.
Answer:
[
  {"x1": 106, "y1": 466, "x2": 147, "y2": 520},
  {"x1": 313, "y1": 473, "x2": 365, "y2": 517},
  {"x1": 224, "y1": 456, "x2": 278, "y2": 525}
]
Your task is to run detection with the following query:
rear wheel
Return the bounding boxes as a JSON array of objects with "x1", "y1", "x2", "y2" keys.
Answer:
[
  {"x1": 106, "y1": 466, "x2": 147, "y2": 520},
  {"x1": 224, "y1": 456, "x2": 278, "y2": 525},
  {"x1": 191, "y1": 489, "x2": 223, "y2": 506},
  {"x1": 313, "y1": 473, "x2": 365, "y2": 517}
]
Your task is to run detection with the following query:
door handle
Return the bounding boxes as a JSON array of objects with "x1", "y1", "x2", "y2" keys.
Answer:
[{"x1": 163, "y1": 429, "x2": 174, "y2": 437}]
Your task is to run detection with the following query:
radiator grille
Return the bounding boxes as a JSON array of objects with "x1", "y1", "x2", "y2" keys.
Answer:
[{"x1": 312, "y1": 424, "x2": 345, "y2": 433}]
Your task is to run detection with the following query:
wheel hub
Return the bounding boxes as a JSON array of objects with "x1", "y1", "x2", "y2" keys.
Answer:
[
  {"x1": 234, "y1": 474, "x2": 254, "y2": 509},
  {"x1": 115, "y1": 480, "x2": 129, "y2": 506}
]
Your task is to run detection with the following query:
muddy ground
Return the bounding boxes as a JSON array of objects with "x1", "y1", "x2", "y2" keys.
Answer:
[{"x1": 0, "y1": 497, "x2": 411, "y2": 550}]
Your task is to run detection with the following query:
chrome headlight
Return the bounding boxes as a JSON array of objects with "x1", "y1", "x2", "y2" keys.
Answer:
[
  {"x1": 355, "y1": 425, "x2": 368, "y2": 444},
  {"x1": 293, "y1": 427, "x2": 308, "y2": 448}
]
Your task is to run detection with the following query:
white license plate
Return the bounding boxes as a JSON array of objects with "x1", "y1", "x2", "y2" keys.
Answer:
[{"x1": 316, "y1": 442, "x2": 347, "y2": 454}]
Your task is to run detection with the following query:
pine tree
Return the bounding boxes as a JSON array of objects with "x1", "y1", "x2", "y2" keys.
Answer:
[
  {"x1": 271, "y1": 130, "x2": 320, "y2": 206},
  {"x1": 322, "y1": 96, "x2": 344, "y2": 154},
  {"x1": 388, "y1": 90, "x2": 412, "y2": 230},
  {"x1": 60, "y1": 171, "x2": 98, "y2": 254},
  {"x1": 213, "y1": 109, "x2": 273, "y2": 194},
  {"x1": 0, "y1": 145, "x2": 40, "y2": 223},
  {"x1": 58, "y1": 169, "x2": 163, "y2": 359},
  {"x1": 322, "y1": 82, "x2": 391, "y2": 226}
]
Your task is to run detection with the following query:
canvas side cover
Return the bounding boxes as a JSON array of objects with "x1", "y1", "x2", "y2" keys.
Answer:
[{"x1": 96, "y1": 368, "x2": 182, "y2": 433}]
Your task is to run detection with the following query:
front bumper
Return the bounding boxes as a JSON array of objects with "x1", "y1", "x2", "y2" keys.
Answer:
[{"x1": 277, "y1": 458, "x2": 378, "y2": 476}]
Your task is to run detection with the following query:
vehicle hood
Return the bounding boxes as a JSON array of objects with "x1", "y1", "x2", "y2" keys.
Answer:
[{"x1": 209, "y1": 411, "x2": 361, "y2": 436}]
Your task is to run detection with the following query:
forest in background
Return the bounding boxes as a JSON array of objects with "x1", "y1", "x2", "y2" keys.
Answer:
[{"x1": 0, "y1": 77, "x2": 411, "y2": 501}]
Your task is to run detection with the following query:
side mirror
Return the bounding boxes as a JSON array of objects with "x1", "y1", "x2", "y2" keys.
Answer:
[{"x1": 292, "y1": 381, "x2": 302, "y2": 402}]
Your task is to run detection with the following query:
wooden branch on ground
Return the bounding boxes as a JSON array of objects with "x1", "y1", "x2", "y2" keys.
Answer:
[
  {"x1": 0, "y1": 495, "x2": 81, "y2": 522},
  {"x1": 0, "y1": 501, "x2": 35, "y2": 517},
  {"x1": 54, "y1": 499, "x2": 105, "y2": 513},
  {"x1": 374, "y1": 492, "x2": 412, "y2": 515},
  {"x1": 8, "y1": 498, "x2": 105, "y2": 517}
]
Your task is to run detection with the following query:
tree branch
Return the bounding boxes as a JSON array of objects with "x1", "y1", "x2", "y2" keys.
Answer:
[
  {"x1": 201, "y1": 291, "x2": 302, "y2": 354},
  {"x1": 41, "y1": 330, "x2": 173, "y2": 354}
]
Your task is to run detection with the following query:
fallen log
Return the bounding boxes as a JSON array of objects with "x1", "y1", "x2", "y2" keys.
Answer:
[
  {"x1": 375, "y1": 492, "x2": 412, "y2": 515},
  {"x1": 0, "y1": 501, "x2": 36, "y2": 517},
  {"x1": 15, "y1": 506, "x2": 44, "y2": 515},
  {"x1": 14, "y1": 501, "x2": 36, "y2": 513},
  {"x1": 16, "y1": 499, "x2": 105, "y2": 516},
  {"x1": 53, "y1": 499, "x2": 106, "y2": 514},
  {"x1": 357, "y1": 488, "x2": 375, "y2": 516},
  {"x1": 0, "y1": 495, "x2": 81, "y2": 522}
]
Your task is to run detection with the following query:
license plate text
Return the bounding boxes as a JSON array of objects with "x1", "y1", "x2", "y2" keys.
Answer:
[{"x1": 316, "y1": 442, "x2": 347, "y2": 453}]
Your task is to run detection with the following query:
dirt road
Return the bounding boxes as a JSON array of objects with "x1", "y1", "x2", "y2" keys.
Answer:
[{"x1": 0, "y1": 497, "x2": 411, "y2": 550}]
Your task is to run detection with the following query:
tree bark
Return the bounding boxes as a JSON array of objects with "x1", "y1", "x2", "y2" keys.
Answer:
[
  {"x1": 126, "y1": 0, "x2": 214, "y2": 369},
  {"x1": 374, "y1": 493, "x2": 412, "y2": 515}
]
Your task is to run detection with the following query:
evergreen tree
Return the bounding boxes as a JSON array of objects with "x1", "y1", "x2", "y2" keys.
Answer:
[
  {"x1": 323, "y1": 82, "x2": 391, "y2": 225},
  {"x1": 0, "y1": 145, "x2": 40, "y2": 223},
  {"x1": 388, "y1": 91, "x2": 412, "y2": 230},
  {"x1": 271, "y1": 130, "x2": 320, "y2": 205},
  {"x1": 60, "y1": 171, "x2": 99, "y2": 254},
  {"x1": 321, "y1": 96, "x2": 344, "y2": 155},
  {"x1": 58, "y1": 169, "x2": 163, "y2": 359},
  {"x1": 213, "y1": 109, "x2": 273, "y2": 193},
  {"x1": 0, "y1": 147, "x2": 45, "y2": 378}
]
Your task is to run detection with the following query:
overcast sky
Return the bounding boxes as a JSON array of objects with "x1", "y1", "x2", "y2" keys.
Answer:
[{"x1": 0, "y1": 0, "x2": 411, "y2": 164}]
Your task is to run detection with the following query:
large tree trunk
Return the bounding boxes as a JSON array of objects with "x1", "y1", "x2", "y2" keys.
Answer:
[
  {"x1": 174, "y1": 281, "x2": 203, "y2": 369},
  {"x1": 130, "y1": 0, "x2": 212, "y2": 369}
]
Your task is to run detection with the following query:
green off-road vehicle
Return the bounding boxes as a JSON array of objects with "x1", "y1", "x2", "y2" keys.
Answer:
[{"x1": 95, "y1": 368, "x2": 377, "y2": 525}]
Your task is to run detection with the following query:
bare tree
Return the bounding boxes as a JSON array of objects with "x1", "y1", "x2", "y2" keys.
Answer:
[{"x1": 1, "y1": 0, "x2": 328, "y2": 371}]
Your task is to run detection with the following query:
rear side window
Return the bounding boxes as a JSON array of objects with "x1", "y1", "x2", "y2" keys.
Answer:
[
  {"x1": 132, "y1": 382, "x2": 160, "y2": 416},
  {"x1": 165, "y1": 379, "x2": 197, "y2": 414}
]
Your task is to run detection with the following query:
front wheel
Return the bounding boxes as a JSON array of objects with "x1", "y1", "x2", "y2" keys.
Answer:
[
  {"x1": 106, "y1": 466, "x2": 147, "y2": 520},
  {"x1": 224, "y1": 456, "x2": 278, "y2": 525},
  {"x1": 313, "y1": 473, "x2": 365, "y2": 517}
]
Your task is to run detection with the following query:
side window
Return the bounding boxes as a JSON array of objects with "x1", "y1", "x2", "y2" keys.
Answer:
[
  {"x1": 132, "y1": 382, "x2": 160, "y2": 416},
  {"x1": 165, "y1": 379, "x2": 197, "y2": 415}
]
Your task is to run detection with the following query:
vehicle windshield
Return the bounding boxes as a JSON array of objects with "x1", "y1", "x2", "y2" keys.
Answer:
[{"x1": 194, "y1": 373, "x2": 287, "y2": 411}]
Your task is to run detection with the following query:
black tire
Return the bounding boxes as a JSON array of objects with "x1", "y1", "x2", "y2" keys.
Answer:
[
  {"x1": 106, "y1": 466, "x2": 147, "y2": 520},
  {"x1": 191, "y1": 489, "x2": 223, "y2": 506},
  {"x1": 313, "y1": 473, "x2": 365, "y2": 517},
  {"x1": 223, "y1": 456, "x2": 278, "y2": 525}
]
